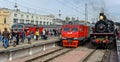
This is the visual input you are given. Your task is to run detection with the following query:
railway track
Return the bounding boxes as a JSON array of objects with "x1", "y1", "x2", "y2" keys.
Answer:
[
  {"x1": 25, "y1": 47, "x2": 73, "y2": 62},
  {"x1": 25, "y1": 40, "x2": 90, "y2": 62},
  {"x1": 81, "y1": 49, "x2": 96, "y2": 62},
  {"x1": 81, "y1": 48, "x2": 110, "y2": 62},
  {"x1": 25, "y1": 42, "x2": 116, "y2": 62},
  {"x1": 48, "y1": 43, "x2": 96, "y2": 62}
]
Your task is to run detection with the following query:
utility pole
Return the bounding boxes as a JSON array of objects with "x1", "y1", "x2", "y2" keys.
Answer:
[
  {"x1": 85, "y1": 3, "x2": 88, "y2": 25},
  {"x1": 14, "y1": 2, "x2": 18, "y2": 10},
  {"x1": 58, "y1": 10, "x2": 61, "y2": 19}
]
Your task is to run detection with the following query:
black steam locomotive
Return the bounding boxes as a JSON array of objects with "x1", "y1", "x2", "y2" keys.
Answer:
[{"x1": 90, "y1": 13, "x2": 116, "y2": 48}]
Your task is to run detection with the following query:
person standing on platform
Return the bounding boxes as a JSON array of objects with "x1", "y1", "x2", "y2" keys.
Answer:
[
  {"x1": 11, "y1": 30, "x2": 17, "y2": 47},
  {"x1": 2, "y1": 28, "x2": 10, "y2": 48},
  {"x1": 53, "y1": 29, "x2": 57, "y2": 36},
  {"x1": 27, "y1": 32, "x2": 31, "y2": 44},
  {"x1": 42, "y1": 29, "x2": 47, "y2": 39},
  {"x1": 35, "y1": 29, "x2": 39, "y2": 40},
  {"x1": 16, "y1": 29, "x2": 20, "y2": 45},
  {"x1": 20, "y1": 31, "x2": 25, "y2": 43}
]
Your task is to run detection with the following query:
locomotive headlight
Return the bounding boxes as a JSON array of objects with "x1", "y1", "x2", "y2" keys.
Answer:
[
  {"x1": 74, "y1": 38, "x2": 78, "y2": 40},
  {"x1": 99, "y1": 16, "x2": 103, "y2": 20},
  {"x1": 62, "y1": 37, "x2": 67, "y2": 39}
]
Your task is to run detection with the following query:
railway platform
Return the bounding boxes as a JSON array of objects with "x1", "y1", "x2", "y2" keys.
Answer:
[{"x1": 0, "y1": 36, "x2": 60, "y2": 62}]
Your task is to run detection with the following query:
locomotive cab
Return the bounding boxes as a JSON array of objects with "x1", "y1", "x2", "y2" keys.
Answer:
[{"x1": 61, "y1": 25, "x2": 79, "y2": 47}]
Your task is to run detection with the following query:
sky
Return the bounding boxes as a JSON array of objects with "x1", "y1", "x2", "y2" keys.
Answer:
[{"x1": 0, "y1": 0, "x2": 120, "y2": 22}]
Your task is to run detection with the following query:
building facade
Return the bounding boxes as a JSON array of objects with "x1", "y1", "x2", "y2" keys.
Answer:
[
  {"x1": 0, "y1": 9, "x2": 10, "y2": 32},
  {"x1": 2, "y1": 8, "x2": 55, "y2": 28}
]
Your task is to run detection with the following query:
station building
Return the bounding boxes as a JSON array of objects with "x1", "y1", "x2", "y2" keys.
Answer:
[
  {"x1": 1, "y1": 8, "x2": 55, "y2": 28},
  {"x1": 0, "y1": 9, "x2": 10, "y2": 32}
]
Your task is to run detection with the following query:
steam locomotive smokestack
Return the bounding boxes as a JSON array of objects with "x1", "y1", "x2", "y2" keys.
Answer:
[
  {"x1": 99, "y1": 13, "x2": 104, "y2": 16},
  {"x1": 99, "y1": 13, "x2": 107, "y2": 20}
]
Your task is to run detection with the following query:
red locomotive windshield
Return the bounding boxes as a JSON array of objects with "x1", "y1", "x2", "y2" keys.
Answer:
[
  {"x1": 61, "y1": 25, "x2": 79, "y2": 38},
  {"x1": 71, "y1": 28, "x2": 78, "y2": 32},
  {"x1": 63, "y1": 28, "x2": 69, "y2": 31}
]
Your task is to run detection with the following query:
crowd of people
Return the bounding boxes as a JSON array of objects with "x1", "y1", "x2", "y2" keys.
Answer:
[{"x1": 0, "y1": 28, "x2": 60, "y2": 48}]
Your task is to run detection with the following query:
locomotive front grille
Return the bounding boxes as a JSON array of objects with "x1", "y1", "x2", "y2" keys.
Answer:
[{"x1": 67, "y1": 38, "x2": 73, "y2": 42}]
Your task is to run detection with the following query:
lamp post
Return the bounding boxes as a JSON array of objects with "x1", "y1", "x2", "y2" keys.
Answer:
[{"x1": 58, "y1": 10, "x2": 61, "y2": 19}]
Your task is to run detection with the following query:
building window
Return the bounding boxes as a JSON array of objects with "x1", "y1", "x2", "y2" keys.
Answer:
[
  {"x1": 26, "y1": 20, "x2": 30, "y2": 23},
  {"x1": 40, "y1": 21, "x2": 42, "y2": 25},
  {"x1": 50, "y1": 22, "x2": 52, "y2": 25},
  {"x1": 36, "y1": 17, "x2": 38, "y2": 19},
  {"x1": 47, "y1": 18, "x2": 49, "y2": 20},
  {"x1": 27, "y1": 15, "x2": 29, "y2": 18},
  {"x1": 43, "y1": 22, "x2": 45, "y2": 25},
  {"x1": 13, "y1": 19, "x2": 18, "y2": 23},
  {"x1": 47, "y1": 22, "x2": 49, "y2": 25},
  {"x1": 4, "y1": 18, "x2": 6, "y2": 24},
  {"x1": 21, "y1": 14, "x2": 23, "y2": 17},
  {"x1": 20, "y1": 19, "x2": 24, "y2": 23},
  {"x1": 31, "y1": 20, "x2": 34, "y2": 24},
  {"x1": 14, "y1": 14, "x2": 17, "y2": 17},
  {"x1": 32, "y1": 16, "x2": 33, "y2": 18},
  {"x1": 36, "y1": 21, "x2": 38, "y2": 25},
  {"x1": 40, "y1": 17, "x2": 42, "y2": 20}
]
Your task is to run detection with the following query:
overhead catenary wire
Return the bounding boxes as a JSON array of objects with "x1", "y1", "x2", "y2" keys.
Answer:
[
  {"x1": 14, "y1": 0, "x2": 58, "y2": 14},
  {"x1": 55, "y1": 0, "x2": 85, "y2": 16},
  {"x1": 4, "y1": 0, "x2": 57, "y2": 15}
]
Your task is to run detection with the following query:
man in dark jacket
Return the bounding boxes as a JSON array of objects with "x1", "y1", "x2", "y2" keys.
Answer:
[
  {"x1": 2, "y1": 28, "x2": 10, "y2": 48},
  {"x1": 16, "y1": 30, "x2": 20, "y2": 45},
  {"x1": 20, "y1": 31, "x2": 25, "y2": 43}
]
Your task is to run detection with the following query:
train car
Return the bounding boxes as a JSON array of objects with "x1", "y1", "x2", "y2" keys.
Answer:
[
  {"x1": 11, "y1": 23, "x2": 61, "y2": 36},
  {"x1": 90, "y1": 13, "x2": 116, "y2": 48},
  {"x1": 11, "y1": 23, "x2": 43, "y2": 36},
  {"x1": 61, "y1": 22, "x2": 90, "y2": 47}
]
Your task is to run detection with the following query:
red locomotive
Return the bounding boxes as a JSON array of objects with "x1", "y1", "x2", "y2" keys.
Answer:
[{"x1": 61, "y1": 22, "x2": 90, "y2": 47}]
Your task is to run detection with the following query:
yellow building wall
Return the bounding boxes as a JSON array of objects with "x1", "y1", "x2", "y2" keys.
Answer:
[{"x1": 0, "y1": 9, "x2": 10, "y2": 32}]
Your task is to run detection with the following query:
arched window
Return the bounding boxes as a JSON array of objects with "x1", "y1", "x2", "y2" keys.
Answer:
[
  {"x1": 14, "y1": 14, "x2": 17, "y2": 17},
  {"x1": 40, "y1": 21, "x2": 42, "y2": 25},
  {"x1": 4, "y1": 18, "x2": 6, "y2": 24}
]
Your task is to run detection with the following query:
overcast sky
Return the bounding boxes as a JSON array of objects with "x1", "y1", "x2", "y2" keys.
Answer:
[{"x1": 0, "y1": 0, "x2": 120, "y2": 22}]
